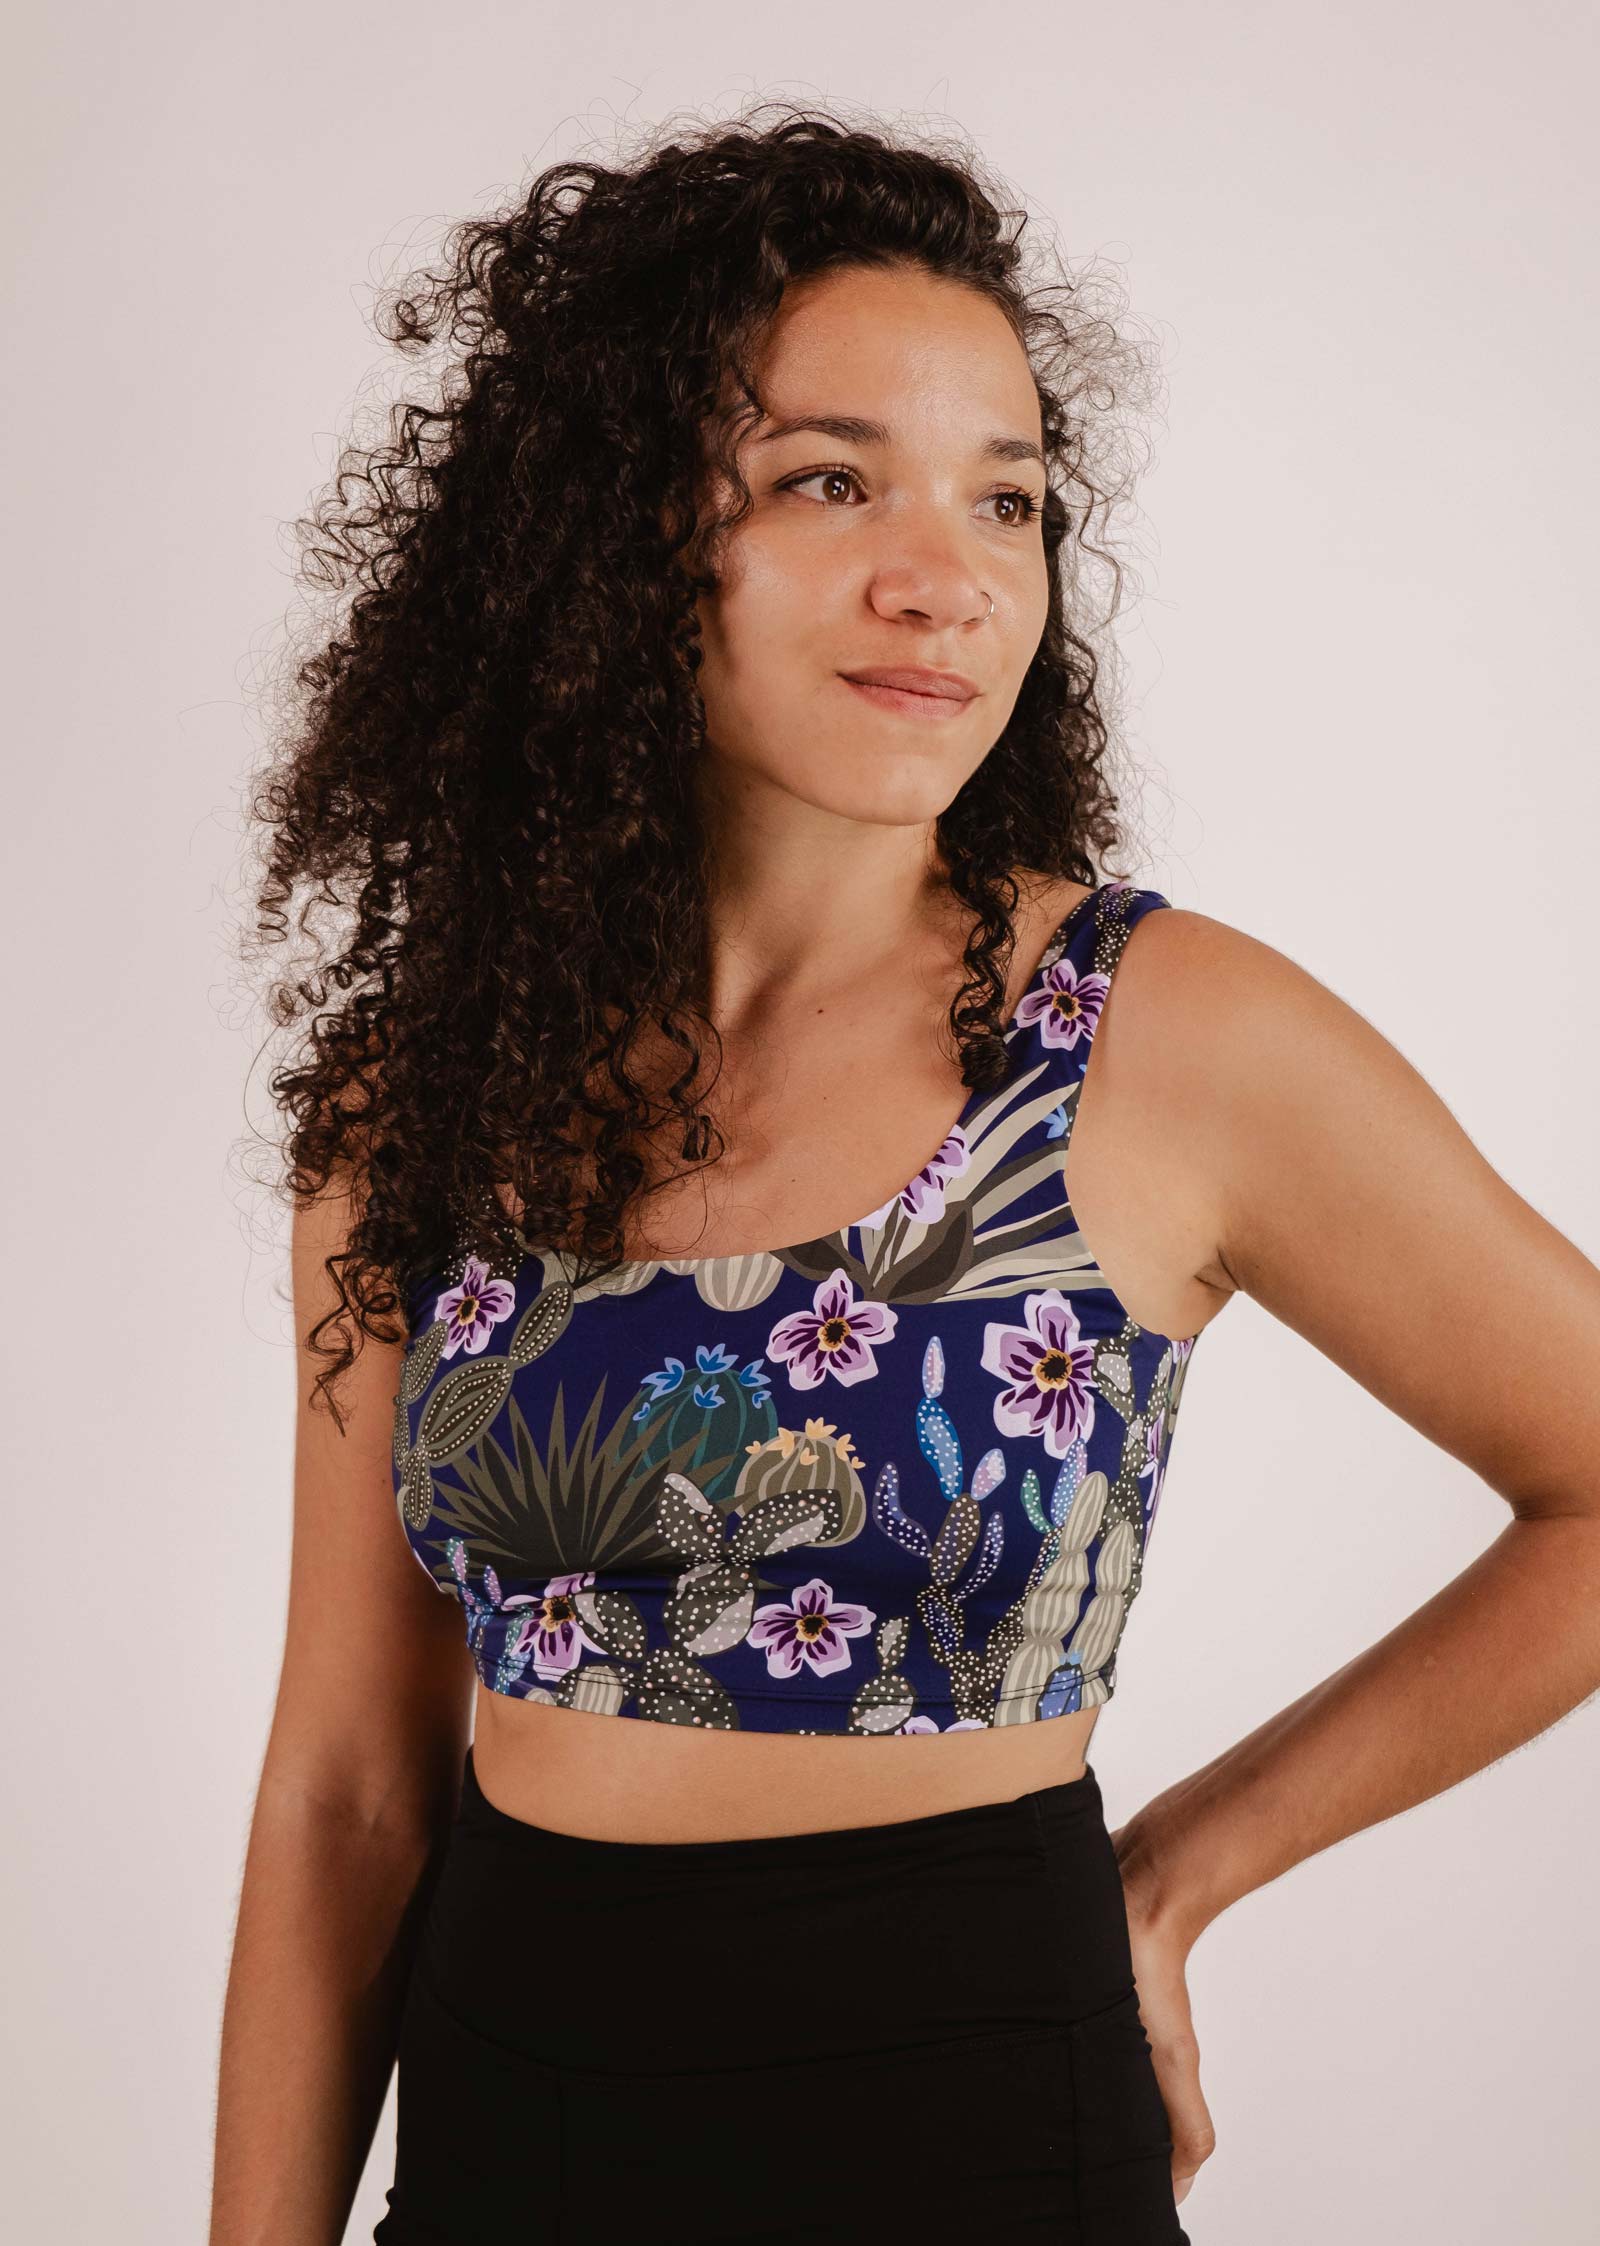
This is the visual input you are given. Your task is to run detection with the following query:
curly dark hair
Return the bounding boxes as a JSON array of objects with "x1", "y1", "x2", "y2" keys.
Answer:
[{"x1": 239, "y1": 97, "x2": 1161, "y2": 1423}]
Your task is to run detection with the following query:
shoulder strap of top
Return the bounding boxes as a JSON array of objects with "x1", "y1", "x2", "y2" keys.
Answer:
[{"x1": 1046, "y1": 879, "x2": 1171, "y2": 1163}]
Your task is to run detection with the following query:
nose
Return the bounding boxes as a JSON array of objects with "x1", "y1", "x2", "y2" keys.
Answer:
[{"x1": 867, "y1": 559, "x2": 993, "y2": 631}]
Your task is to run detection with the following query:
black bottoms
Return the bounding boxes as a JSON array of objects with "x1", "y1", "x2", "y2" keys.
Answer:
[{"x1": 374, "y1": 1744, "x2": 1191, "y2": 2244}]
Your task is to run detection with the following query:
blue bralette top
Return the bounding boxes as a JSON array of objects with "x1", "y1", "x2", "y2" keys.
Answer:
[{"x1": 391, "y1": 878, "x2": 1199, "y2": 1737}]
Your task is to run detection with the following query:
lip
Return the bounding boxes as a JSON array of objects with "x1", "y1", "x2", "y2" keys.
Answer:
[{"x1": 839, "y1": 666, "x2": 979, "y2": 701}]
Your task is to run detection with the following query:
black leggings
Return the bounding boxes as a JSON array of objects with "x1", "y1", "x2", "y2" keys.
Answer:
[{"x1": 374, "y1": 1744, "x2": 1191, "y2": 2244}]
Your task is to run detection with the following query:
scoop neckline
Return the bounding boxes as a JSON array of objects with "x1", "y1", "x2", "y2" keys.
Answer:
[{"x1": 547, "y1": 880, "x2": 1108, "y2": 1282}]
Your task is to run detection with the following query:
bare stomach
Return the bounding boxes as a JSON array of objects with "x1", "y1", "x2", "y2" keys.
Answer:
[{"x1": 470, "y1": 1682, "x2": 1102, "y2": 1842}]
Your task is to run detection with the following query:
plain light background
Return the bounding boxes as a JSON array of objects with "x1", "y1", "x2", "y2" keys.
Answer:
[{"x1": 4, "y1": 4, "x2": 1596, "y2": 2241}]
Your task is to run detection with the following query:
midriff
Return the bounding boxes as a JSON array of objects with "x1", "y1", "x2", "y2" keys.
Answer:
[{"x1": 470, "y1": 1680, "x2": 1101, "y2": 1841}]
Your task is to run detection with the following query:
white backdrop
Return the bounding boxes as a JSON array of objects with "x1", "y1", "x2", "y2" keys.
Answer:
[{"x1": 4, "y1": 4, "x2": 1596, "y2": 2240}]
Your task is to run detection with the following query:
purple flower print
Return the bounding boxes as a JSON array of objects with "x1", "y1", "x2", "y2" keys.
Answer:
[
  {"x1": 500, "y1": 1571, "x2": 604, "y2": 1680},
  {"x1": 858, "y1": 1126, "x2": 972, "y2": 1231},
  {"x1": 1014, "y1": 952, "x2": 1110, "y2": 1054},
  {"x1": 748, "y1": 1577, "x2": 876, "y2": 1680},
  {"x1": 767, "y1": 1268, "x2": 898, "y2": 1390},
  {"x1": 898, "y1": 1714, "x2": 988, "y2": 1734},
  {"x1": 434, "y1": 1255, "x2": 517, "y2": 1359},
  {"x1": 981, "y1": 1288, "x2": 1097, "y2": 1459}
]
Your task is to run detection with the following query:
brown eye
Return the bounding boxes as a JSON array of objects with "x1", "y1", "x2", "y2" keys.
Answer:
[
  {"x1": 780, "y1": 467, "x2": 865, "y2": 505},
  {"x1": 981, "y1": 488, "x2": 1044, "y2": 527},
  {"x1": 779, "y1": 467, "x2": 1043, "y2": 527}
]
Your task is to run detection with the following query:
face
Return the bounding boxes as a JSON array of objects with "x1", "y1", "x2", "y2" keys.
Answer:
[{"x1": 692, "y1": 262, "x2": 1051, "y2": 831}]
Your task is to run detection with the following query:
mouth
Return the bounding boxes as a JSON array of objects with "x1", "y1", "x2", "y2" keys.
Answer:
[{"x1": 838, "y1": 672, "x2": 978, "y2": 719}]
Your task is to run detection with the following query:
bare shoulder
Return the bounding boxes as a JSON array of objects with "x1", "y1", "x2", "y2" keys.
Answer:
[
  {"x1": 1071, "y1": 896, "x2": 1462, "y2": 1322},
  {"x1": 1104, "y1": 896, "x2": 1398, "y2": 1113},
  {"x1": 1101, "y1": 896, "x2": 1454, "y2": 1240},
  {"x1": 1112, "y1": 895, "x2": 1314, "y2": 1016},
  {"x1": 1110, "y1": 901, "x2": 1600, "y2": 1511}
]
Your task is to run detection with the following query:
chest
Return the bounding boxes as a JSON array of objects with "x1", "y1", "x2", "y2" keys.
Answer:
[
  {"x1": 395, "y1": 1195, "x2": 1192, "y2": 1733},
  {"x1": 393, "y1": 879, "x2": 1212, "y2": 1736},
  {"x1": 619, "y1": 1003, "x2": 984, "y2": 1265},
  {"x1": 619, "y1": 1006, "x2": 1214, "y2": 1345}
]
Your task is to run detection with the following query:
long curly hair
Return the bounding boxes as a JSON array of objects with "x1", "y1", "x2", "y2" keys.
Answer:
[{"x1": 240, "y1": 98, "x2": 1161, "y2": 1423}]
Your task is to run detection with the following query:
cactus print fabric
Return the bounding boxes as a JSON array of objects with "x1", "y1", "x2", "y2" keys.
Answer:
[{"x1": 391, "y1": 879, "x2": 1199, "y2": 1735}]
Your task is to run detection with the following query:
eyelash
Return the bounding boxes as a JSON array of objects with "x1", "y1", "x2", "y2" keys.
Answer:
[{"x1": 776, "y1": 464, "x2": 1043, "y2": 527}]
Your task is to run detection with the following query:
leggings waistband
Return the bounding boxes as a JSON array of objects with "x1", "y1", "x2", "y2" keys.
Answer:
[{"x1": 417, "y1": 1740, "x2": 1136, "y2": 2077}]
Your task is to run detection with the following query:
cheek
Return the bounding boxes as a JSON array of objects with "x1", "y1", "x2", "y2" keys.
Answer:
[
  {"x1": 723, "y1": 529, "x2": 824, "y2": 637},
  {"x1": 699, "y1": 544, "x2": 829, "y2": 711}
]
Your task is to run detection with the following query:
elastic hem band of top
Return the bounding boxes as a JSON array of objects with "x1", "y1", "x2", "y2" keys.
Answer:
[{"x1": 473, "y1": 1670, "x2": 1118, "y2": 1725}]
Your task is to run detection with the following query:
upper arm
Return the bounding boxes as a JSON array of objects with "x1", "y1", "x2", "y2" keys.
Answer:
[
  {"x1": 259, "y1": 1177, "x2": 475, "y2": 1841},
  {"x1": 1167, "y1": 910, "x2": 1600, "y2": 1519}
]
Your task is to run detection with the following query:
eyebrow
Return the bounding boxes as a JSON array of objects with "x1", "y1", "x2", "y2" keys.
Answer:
[{"x1": 753, "y1": 412, "x2": 1046, "y2": 472}]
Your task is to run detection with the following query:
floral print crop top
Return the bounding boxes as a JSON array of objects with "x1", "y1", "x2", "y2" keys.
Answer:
[{"x1": 391, "y1": 880, "x2": 1199, "y2": 1737}]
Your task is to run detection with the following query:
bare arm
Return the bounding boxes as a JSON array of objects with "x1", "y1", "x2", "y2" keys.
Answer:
[
  {"x1": 1103, "y1": 908, "x2": 1600, "y2": 2198},
  {"x1": 1119, "y1": 911, "x2": 1600, "y2": 1936},
  {"x1": 209, "y1": 1182, "x2": 475, "y2": 2246}
]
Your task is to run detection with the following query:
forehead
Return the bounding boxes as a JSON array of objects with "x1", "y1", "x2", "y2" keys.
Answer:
[{"x1": 750, "y1": 265, "x2": 1040, "y2": 441}]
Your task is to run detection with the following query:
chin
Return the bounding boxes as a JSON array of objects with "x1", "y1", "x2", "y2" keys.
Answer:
[
  {"x1": 707, "y1": 713, "x2": 983, "y2": 825},
  {"x1": 795, "y1": 772, "x2": 971, "y2": 827}
]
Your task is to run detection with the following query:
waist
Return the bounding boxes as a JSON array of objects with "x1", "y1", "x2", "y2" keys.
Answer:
[
  {"x1": 470, "y1": 1680, "x2": 1103, "y2": 1842},
  {"x1": 412, "y1": 1734, "x2": 1135, "y2": 2073}
]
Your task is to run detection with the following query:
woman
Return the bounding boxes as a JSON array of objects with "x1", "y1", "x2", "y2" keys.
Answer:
[{"x1": 210, "y1": 105, "x2": 1600, "y2": 2246}]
